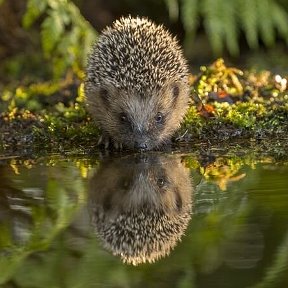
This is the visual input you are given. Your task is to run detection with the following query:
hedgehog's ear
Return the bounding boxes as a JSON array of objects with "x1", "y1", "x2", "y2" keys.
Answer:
[
  {"x1": 169, "y1": 82, "x2": 180, "y2": 107},
  {"x1": 99, "y1": 87, "x2": 110, "y2": 105},
  {"x1": 172, "y1": 83, "x2": 180, "y2": 99},
  {"x1": 98, "y1": 83, "x2": 119, "y2": 105}
]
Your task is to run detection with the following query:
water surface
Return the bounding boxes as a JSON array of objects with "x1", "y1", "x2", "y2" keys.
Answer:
[{"x1": 0, "y1": 152, "x2": 287, "y2": 288}]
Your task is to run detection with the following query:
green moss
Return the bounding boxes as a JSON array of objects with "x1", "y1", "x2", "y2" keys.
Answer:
[
  {"x1": 0, "y1": 59, "x2": 287, "y2": 157},
  {"x1": 182, "y1": 105, "x2": 204, "y2": 133}
]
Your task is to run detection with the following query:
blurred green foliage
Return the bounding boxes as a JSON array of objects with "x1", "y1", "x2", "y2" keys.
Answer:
[
  {"x1": 0, "y1": 0, "x2": 288, "y2": 84},
  {"x1": 1, "y1": 0, "x2": 288, "y2": 84},
  {"x1": 167, "y1": 0, "x2": 288, "y2": 55},
  {"x1": 22, "y1": 0, "x2": 96, "y2": 78},
  {"x1": 0, "y1": 161, "x2": 87, "y2": 285},
  {"x1": 21, "y1": 0, "x2": 288, "y2": 59}
]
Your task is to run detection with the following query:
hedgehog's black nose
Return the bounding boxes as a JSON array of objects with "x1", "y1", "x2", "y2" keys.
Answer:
[{"x1": 134, "y1": 141, "x2": 148, "y2": 151}]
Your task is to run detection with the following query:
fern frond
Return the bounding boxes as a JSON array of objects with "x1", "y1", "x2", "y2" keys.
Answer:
[
  {"x1": 201, "y1": 0, "x2": 224, "y2": 55},
  {"x1": 256, "y1": 0, "x2": 275, "y2": 47},
  {"x1": 271, "y1": 2, "x2": 288, "y2": 44},
  {"x1": 179, "y1": 0, "x2": 288, "y2": 55},
  {"x1": 238, "y1": 0, "x2": 259, "y2": 49},
  {"x1": 221, "y1": 0, "x2": 239, "y2": 56}
]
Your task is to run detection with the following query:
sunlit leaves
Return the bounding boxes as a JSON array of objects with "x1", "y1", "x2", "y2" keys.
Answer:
[
  {"x1": 22, "y1": 0, "x2": 48, "y2": 28},
  {"x1": 41, "y1": 10, "x2": 65, "y2": 56},
  {"x1": 22, "y1": 0, "x2": 97, "y2": 79}
]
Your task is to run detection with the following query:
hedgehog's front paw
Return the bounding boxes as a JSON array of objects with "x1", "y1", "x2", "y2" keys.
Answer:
[
  {"x1": 97, "y1": 134, "x2": 110, "y2": 149},
  {"x1": 97, "y1": 134, "x2": 123, "y2": 150}
]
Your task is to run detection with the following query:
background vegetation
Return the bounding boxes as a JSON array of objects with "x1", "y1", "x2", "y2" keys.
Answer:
[
  {"x1": 0, "y1": 0, "x2": 287, "y2": 157},
  {"x1": 1, "y1": 0, "x2": 288, "y2": 84}
]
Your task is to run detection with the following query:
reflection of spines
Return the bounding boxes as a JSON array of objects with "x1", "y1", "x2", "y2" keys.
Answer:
[
  {"x1": 89, "y1": 154, "x2": 193, "y2": 265},
  {"x1": 92, "y1": 206, "x2": 191, "y2": 265}
]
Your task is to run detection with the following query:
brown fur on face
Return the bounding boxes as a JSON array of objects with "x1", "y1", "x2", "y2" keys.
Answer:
[
  {"x1": 85, "y1": 17, "x2": 190, "y2": 150},
  {"x1": 86, "y1": 78, "x2": 190, "y2": 150}
]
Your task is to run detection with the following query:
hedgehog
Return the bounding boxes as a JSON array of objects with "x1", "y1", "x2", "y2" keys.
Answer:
[
  {"x1": 85, "y1": 16, "x2": 190, "y2": 151},
  {"x1": 88, "y1": 153, "x2": 193, "y2": 265}
]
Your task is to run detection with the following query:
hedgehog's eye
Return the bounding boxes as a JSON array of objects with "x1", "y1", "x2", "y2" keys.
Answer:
[
  {"x1": 119, "y1": 112, "x2": 128, "y2": 122},
  {"x1": 157, "y1": 177, "x2": 165, "y2": 188},
  {"x1": 172, "y1": 84, "x2": 179, "y2": 98},
  {"x1": 155, "y1": 112, "x2": 164, "y2": 124}
]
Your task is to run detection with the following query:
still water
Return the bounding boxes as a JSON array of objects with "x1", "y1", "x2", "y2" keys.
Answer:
[{"x1": 0, "y1": 152, "x2": 287, "y2": 288}]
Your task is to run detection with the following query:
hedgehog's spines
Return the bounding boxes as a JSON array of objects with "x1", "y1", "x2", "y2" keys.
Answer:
[
  {"x1": 85, "y1": 16, "x2": 190, "y2": 150},
  {"x1": 86, "y1": 16, "x2": 188, "y2": 94}
]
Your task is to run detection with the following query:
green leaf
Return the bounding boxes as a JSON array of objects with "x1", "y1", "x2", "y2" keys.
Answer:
[
  {"x1": 56, "y1": 1, "x2": 71, "y2": 25},
  {"x1": 41, "y1": 10, "x2": 65, "y2": 56},
  {"x1": 23, "y1": 0, "x2": 97, "y2": 78},
  {"x1": 22, "y1": 0, "x2": 48, "y2": 28},
  {"x1": 0, "y1": 252, "x2": 29, "y2": 285}
]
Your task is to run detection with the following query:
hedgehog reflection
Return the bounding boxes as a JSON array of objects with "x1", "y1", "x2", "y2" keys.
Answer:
[{"x1": 89, "y1": 154, "x2": 193, "y2": 265}]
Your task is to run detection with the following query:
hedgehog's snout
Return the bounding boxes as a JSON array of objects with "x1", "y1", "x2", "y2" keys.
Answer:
[
  {"x1": 134, "y1": 141, "x2": 148, "y2": 151},
  {"x1": 132, "y1": 123, "x2": 150, "y2": 151}
]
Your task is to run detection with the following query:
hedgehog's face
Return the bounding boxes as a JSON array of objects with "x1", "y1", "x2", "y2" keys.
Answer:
[
  {"x1": 88, "y1": 78, "x2": 190, "y2": 151},
  {"x1": 92, "y1": 155, "x2": 192, "y2": 213}
]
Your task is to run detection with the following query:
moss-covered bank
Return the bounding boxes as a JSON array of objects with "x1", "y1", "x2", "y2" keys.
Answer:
[{"x1": 0, "y1": 59, "x2": 287, "y2": 158}]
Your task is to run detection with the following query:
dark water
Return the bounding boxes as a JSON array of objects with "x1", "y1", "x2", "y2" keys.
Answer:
[{"x1": 0, "y1": 152, "x2": 288, "y2": 288}]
